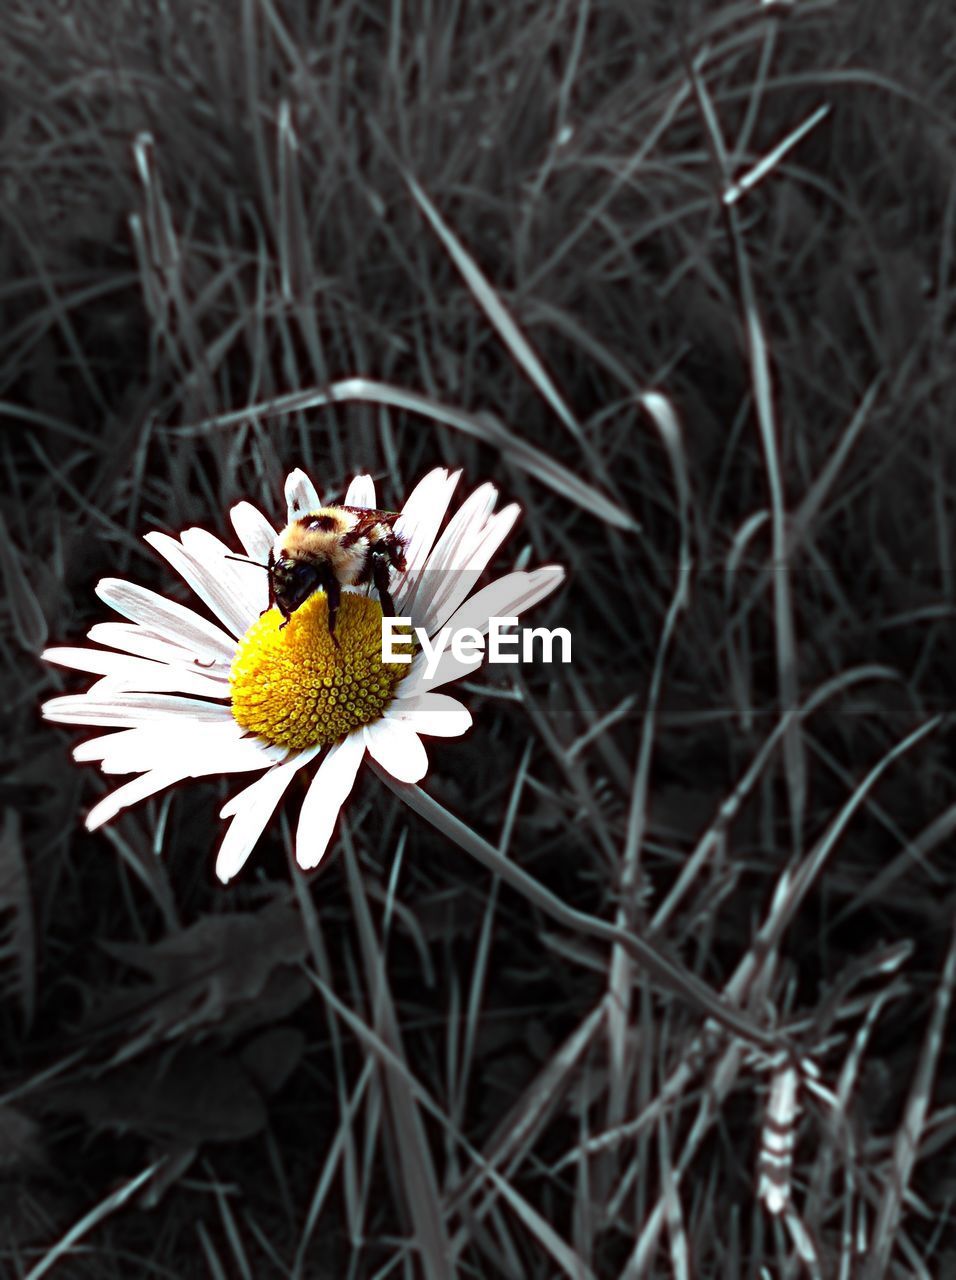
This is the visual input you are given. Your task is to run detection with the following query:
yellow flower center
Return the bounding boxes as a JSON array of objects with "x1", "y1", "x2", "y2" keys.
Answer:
[{"x1": 229, "y1": 593, "x2": 412, "y2": 749}]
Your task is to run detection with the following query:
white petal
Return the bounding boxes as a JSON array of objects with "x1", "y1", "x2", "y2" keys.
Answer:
[
  {"x1": 395, "y1": 569, "x2": 565, "y2": 699},
  {"x1": 96, "y1": 579, "x2": 236, "y2": 663},
  {"x1": 42, "y1": 646, "x2": 230, "y2": 698},
  {"x1": 230, "y1": 501, "x2": 276, "y2": 563},
  {"x1": 76, "y1": 723, "x2": 285, "y2": 775},
  {"x1": 85, "y1": 768, "x2": 184, "y2": 831},
  {"x1": 85, "y1": 729, "x2": 285, "y2": 830},
  {"x1": 416, "y1": 503, "x2": 521, "y2": 635},
  {"x1": 179, "y1": 528, "x2": 265, "y2": 628},
  {"x1": 467, "y1": 503, "x2": 521, "y2": 571},
  {"x1": 342, "y1": 473, "x2": 376, "y2": 509},
  {"x1": 440, "y1": 566, "x2": 565, "y2": 637},
  {"x1": 216, "y1": 746, "x2": 321, "y2": 881},
  {"x1": 67, "y1": 670, "x2": 227, "y2": 700},
  {"x1": 403, "y1": 483, "x2": 500, "y2": 628},
  {"x1": 285, "y1": 469, "x2": 321, "y2": 520},
  {"x1": 43, "y1": 692, "x2": 235, "y2": 727},
  {"x1": 86, "y1": 622, "x2": 222, "y2": 670},
  {"x1": 393, "y1": 468, "x2": 461, "y2": 609},
  {"x1": 73, "y1": 722, "x2": 233, "y2": 764},
  {"x1": 100, "y1": 743, "x2": 282, "y2": 776},
  {"x1": 144, "y1": 531, "x2": 258, "y2": 639},
  {"x1": 363, "y1": 719, "x2": 428, "y2": 783},
  {"x1": 421, "y1": 482, "x2": 498, "y2": 575},
  {"x1": 397, "y1": 647, "x2": 484, "y2": 697},
  {"x1": 386, "y1": 693, "x2": 472, "y2": 738},
  {"x1": 295, "y1": 730, "x2": 366, "y2": 870}
]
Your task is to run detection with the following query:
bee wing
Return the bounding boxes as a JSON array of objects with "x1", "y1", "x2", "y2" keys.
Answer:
[{"x1": 341, "y1": 506, "x2": 402, "y2": 526}]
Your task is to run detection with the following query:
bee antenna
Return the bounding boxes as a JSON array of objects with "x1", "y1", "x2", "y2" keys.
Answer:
[{"x1": 225, "y1": 553, "x2": 270, "y2": 571}]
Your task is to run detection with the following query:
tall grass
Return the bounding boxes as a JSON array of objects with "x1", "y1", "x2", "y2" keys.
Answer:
[{"x1": 3, "y1": 1, "x2": 955, "y2": 1275}]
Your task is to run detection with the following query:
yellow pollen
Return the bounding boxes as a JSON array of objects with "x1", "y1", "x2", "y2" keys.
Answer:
[{"x1": 229, "y1": 593, "x2": 412, "y2": 749}]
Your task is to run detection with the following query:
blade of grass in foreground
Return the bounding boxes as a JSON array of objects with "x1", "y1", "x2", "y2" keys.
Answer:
[
  {"x1": 737, "y1": 715, "x2": 942, "y2": 979},
  {"x1": 607, "y1": 390, "x2": 692, "y2": 1116},
  {"x1": 292, "y1": 1059, "x2": 374, "y2": 1277},
  {"x1": 865, "y1": 914, "x2": 956, "y2": 1280},
  {"x1": 302, "y1": 961, "x2": 598, "y2": 1279},
  {"x1": 369, "y1": 763, "x2": 788, "y2": 1056},
  {"x1": 0, "y1": 810, "x2": 35, "y2": 1027},
  {"x1": 289, "y1": 859, "x2": 365, "y2": 1248},
  {"x1": 624, "y1": 714, "x2": 942, "y2": 1269},
  {"x1": 446, "y1": 997, "x2": 609, "y2": 1232},
  {"x1": 25, "y1": 1162, "x2": 162, "y2": 1280},
  {"x1": 692, "y1": 64, "x2": 806, "y2": 850},
  {"x1": 170, "y1": 379, "x2": 638, "y2": 532},
  {"x1": 204, "y1": 1157, "x2": 254, "y2": 1280},
  {"x1": 651, "y1": 665, "x2": 903, "y2": 934},
  {"x1": 339, "y1": 823, "x2": 452, "y2": 1280},
  {"x1": 0, "y1": 506, "x2": 47, "y2": 654},
  {"x1": 403, "y1": 169, "x2": 621, "y2": 510},
  {"x1": 404, "y1": 172, "x2": 584, "y2": 445},
  {"x1": 452, "y1": 742, "x2": 533, "y2": 1129},
  {"x1": 553, "y1": 706, "x2": 941, "y2": 1269}
]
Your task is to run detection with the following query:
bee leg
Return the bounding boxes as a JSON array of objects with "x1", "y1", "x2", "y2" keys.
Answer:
[
  {"x1": 371, "y1": 550, "x2": 396, "y2": 618},
  {"x1": 326, "y1": 578, "x2": 341, "y2": 649}
]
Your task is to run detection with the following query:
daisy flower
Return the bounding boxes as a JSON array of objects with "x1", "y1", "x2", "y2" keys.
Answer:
[{"x1": 41, "y1": 468, "x2": 564, "y2": 882}]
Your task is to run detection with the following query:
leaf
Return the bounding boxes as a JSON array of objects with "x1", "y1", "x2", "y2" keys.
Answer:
[
  {"x1": 43, "y1": 1047, "x2": 267, "y2": 1145},
  {"x1": 239, "y1": 1026, "x2": 306, "y2": 1095},
  {"x1": 86, "y1": 895, "x2": 309, "y2": 1064}
]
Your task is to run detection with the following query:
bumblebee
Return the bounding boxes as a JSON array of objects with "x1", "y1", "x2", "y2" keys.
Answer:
[{"x1": 267, "y1": 505, "x2": 407, "y2": 639}]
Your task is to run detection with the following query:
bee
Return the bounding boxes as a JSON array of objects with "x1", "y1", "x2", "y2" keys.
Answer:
[{"x1": 265, "y1": 504, "x2": 407, "y2": 640}]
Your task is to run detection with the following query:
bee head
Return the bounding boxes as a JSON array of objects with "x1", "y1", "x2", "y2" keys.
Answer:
[{"x1": 272, "y1": 555, "x2": 333, "y2": 615}]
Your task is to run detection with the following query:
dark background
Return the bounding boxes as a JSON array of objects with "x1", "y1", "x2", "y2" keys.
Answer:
[{"x1": 3, "y1": 1, "x2": 955, "y2": 1276}]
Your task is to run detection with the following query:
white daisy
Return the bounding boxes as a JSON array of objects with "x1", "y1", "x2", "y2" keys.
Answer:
[{"x1": 42, "y1": 468, "x2": 564, "y2": 882}]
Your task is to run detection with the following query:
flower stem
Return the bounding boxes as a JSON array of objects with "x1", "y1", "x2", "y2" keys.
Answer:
[{"x1": 370, "y1": 763, "x2": 789, "y2": 1057}]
